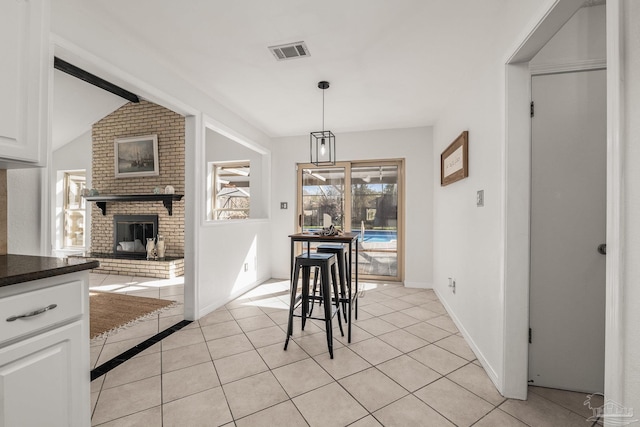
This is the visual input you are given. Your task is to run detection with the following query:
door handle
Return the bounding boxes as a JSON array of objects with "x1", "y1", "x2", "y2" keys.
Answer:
[{"x1": 597, "y1": 244, "x2": 606, "y2": 255}]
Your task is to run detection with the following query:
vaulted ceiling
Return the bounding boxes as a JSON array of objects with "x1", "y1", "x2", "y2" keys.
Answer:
[
  {"x1": 52, "y1": 70, "x2": 127, "y2": 150},
  {"x1": 52, "y1": 0, "x2": 587, "y2": 147}
]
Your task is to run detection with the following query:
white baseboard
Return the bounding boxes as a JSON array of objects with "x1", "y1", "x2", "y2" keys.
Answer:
[
  {"x1": 433, "y1": 288, "x2": 503, "y2": 396},
  {"x1": 404, "y1": 281, "x2": 432, "y2": 289}
]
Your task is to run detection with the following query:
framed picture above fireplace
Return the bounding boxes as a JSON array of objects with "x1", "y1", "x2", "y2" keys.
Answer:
[{"x1": 114, "y1": 134, "x2": 159, "y2": 178}]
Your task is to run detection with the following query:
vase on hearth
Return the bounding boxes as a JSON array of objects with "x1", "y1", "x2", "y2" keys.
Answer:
[
  {"x1": 156, "y1": 235, "x2": 166, "y2": 259},
  {"x1": 146, "y1": 238, "x2": 156, "y2": 260}
]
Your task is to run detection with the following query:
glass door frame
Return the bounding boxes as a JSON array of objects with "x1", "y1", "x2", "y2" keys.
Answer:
[{"x1": 296, "y1": 158, "x2": 405, "y2": 282}]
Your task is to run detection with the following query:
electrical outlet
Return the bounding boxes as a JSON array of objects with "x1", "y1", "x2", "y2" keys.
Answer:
[
  {"x1": 448, "y1": 277, "x2": 456, "y2": 294},
  {"x1": 244, "y1": 263, "x2": 249, "y2": 272},
  {"x1": 280, "y1": 202, "x2": 288, "y2": 209},
  {"x1": 477, "y1": 190, "x2": 484, "y2": 207}
]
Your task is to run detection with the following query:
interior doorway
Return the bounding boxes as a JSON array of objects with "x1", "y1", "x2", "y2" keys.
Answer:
[{"x1": 528, "y1": 69, "x2": 606, "y2": 393}]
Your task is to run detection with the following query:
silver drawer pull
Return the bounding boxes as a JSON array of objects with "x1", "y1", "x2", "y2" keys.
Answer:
[{"x1": 6, "y1": 304, "x2": 58, "y2": 322}]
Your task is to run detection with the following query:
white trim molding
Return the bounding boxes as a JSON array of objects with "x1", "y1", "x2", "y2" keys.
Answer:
[
  {"x1": 502, "y1": 0, "x2": 625, "y2": 405},
  {"x1": 403, "y1": 281, "x2": 432, "y2": 289},
  {"x1": 604, "y1": 0, "x2": 625, "y2": 407},
  {"x1": 183, "y1": 114, "x2": 202, "y2": 321},
  {"x1": 529, "y1": 58, "x2": 607, "y2": 75},
  {"x1": 502, "y1": 0, "x2": 590, "y2": 400}
]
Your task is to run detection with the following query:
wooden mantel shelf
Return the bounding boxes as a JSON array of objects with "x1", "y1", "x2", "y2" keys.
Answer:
[{"x1": 85, "y1": 194, "x2": 184, "y2": 216}]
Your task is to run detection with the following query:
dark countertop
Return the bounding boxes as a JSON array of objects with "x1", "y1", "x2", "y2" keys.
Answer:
[{"x1": 0, "y1": 255, "x2": 100, "y2": 288}]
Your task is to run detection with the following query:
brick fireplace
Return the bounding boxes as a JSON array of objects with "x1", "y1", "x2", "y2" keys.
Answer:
[
  {"x1": 85, "y1": 100, "x2": 185, "y2": 278},
  {"x1": 113, "y1": 214, "x2": 158, "y2": 258}
]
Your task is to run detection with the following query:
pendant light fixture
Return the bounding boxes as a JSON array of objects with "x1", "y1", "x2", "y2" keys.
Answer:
[{"x1": 310, "y1": 81, "x2": 336, "y2": 166}]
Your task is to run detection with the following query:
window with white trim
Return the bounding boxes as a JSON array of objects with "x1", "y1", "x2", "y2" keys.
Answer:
[
  {"x1": 212, "y1": 161, "x2": 250, "y2": 220},
  {"x1": 63, "y1": 171, "x2": 86, "y2": 248}
]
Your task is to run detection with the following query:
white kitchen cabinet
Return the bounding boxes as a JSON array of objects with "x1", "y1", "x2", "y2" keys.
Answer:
[
  {"x1": 0, "y1": 0, "x2": 50, "y2": 168},
  {"x1": 0, "y1": 322, "x2": 85, "y2": 426},
  {"x1": 0, "y1": 271, "x2": 91, "y2": 427}
]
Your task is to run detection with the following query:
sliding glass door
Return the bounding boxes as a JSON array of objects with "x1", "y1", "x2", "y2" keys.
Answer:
[
  {"x1": 300, "y1": 166, "x2": 346, "y2": 232},
  {"x1": 351, "y1": 164, "x2": 399, "y2": 278},
  {"x1": 297, "y1": 159, "x2": 403, "y2": 281}
]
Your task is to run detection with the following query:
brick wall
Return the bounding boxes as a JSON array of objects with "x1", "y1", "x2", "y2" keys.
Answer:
[
  {"x1": 87, "y1": 256, "x2": 185, "y2": 279},
  {"x1": 91, "y1": 101, "x2": 185, "y2": 257}
]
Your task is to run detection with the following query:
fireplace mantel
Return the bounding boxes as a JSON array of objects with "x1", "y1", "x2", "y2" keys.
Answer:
[{"x1": 85, "y1": 194, "x2": 183, "y2": 216}]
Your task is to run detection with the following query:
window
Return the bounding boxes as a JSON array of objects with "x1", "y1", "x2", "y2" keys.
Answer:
[
  {"x1": 212, "y1": 161, "x2": 250, "y2": 220},
  {"x1": 63, "y1": 171, "x2": 86, "y2": 248}
]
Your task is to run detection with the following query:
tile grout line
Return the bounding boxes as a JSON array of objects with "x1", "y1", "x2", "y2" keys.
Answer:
[
  {"x1": 232, "y1": 284, "x2": 461, "y2": 424},
  {"x1": 527, "y1": 387, "x2": 600, "y2": 423},
  {"x1": 90, "y1": 274, "x2": 127, "y2": 423},
  {"x1": 254, "y1": 288, "x2": 452, "y2": 425},
  {"x1": 327, "y1": 287, "x2": 485, "y2": 426},
  {"x1": 228, "y1": 302, "x2": 319, "y2": 424},
  {"x1": 221, "y1": 296, "x2": 339, "y2": 423},
  {"x1": 90, "y1": 278, "x2": 588, "y2": 426},
  {"x1": 354, "y1": 287, "x2": 512, "y2": 424},
  {"x1": 202, "y1": 317, "x2": 237, "y2": 423}
]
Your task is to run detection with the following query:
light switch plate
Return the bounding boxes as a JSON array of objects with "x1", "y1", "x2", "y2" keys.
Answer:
[
  {"x1": 280, "y1": 202, "x2": 288, "y2": 209},
  {"x1": 477, "y1": 190, "x2": 484, "y2": 207}
]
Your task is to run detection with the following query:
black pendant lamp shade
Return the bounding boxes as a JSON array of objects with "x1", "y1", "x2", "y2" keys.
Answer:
[{"x1": 310, "y1": 81, "x2": 336, "y2": 166}]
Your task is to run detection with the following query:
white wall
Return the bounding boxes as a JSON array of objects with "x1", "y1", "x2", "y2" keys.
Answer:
[
  {"x1": 44, "y1": 5, "x2": 274, "y2": 319},
  {"x1": 7, "y1": 168, "x2": 42, "y2": 255},
  {"x1": 433, "y1": 3, "x2": 607, "y2": 396},
  {"x1": 206, "y1": 128, "x2": 266, "y2": 219},
  {"x1": 51, "y1": 130, "x2": 92, "y2": 254},
  {"x1": 270, "y1": 127, "x2": 433, "y2": 287},
  {"x1": 196, "y1": 220, "x2": 272, "y2": 314},
  {"x1": 190, "y1": 128, "x2": 273, "y2": 315},
  {"x1": 432, "y1": 61, "x2": 507, "y2": 385},
  {"x1": 530, "y1": 5, "x2": 606, "y2": 68},
  {"x1": 51, "y1": 131, "x2": 92, "y2": 177},
  {"x1": 622, "y1": 0, "x2": 640, "y2": 413}
]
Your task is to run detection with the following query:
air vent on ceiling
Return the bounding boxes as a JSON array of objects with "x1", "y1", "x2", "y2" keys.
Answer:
[{"x1": 268, "y1": 42, "x2": 310, "y2": 61}]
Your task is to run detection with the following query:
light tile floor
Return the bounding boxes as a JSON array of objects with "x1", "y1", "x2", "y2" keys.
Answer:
[{"x1": 89, "y1": 273, "x2": 604, "y2": 426}]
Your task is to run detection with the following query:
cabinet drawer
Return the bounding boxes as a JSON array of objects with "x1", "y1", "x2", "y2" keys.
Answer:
[{"x1": 0, "y1": 281, "x2": 84, "y2": 346}]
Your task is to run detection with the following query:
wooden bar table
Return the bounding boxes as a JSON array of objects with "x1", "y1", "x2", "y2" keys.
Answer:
[{"x1": 289, "y1": 232, "x2": 359, "y2": 342}]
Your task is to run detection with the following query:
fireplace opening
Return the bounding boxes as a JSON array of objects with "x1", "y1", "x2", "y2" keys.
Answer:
[{"x1": 113, "y1": 215, "x2": 158, "y2": 258}]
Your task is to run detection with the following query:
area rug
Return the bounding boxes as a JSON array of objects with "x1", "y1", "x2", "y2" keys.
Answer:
[{"x1": 90, "y1": 292, "x2": 176, "y2": 340}]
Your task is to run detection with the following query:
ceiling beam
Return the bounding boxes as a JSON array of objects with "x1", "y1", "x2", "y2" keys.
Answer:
[{"x1": 54, "y1": 57, "x2": 140, "y2": 103}]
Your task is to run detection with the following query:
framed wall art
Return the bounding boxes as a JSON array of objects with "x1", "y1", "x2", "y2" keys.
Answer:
[
  {"x1": 441, "y1": 131, "x2": 469, "y2": 186},
  {"x1": 114, "y1": 134, "x2": 159, "y2": 178}
]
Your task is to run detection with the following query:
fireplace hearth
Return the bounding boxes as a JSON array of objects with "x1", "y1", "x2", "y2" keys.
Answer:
[{"x1": 113, "y1": 215, "x2": 158, "y2": 258}]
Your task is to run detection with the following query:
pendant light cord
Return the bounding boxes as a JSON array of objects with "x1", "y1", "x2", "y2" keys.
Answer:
[{"x1": 322, "y1": 88, "x2": 325, "y2": 132}]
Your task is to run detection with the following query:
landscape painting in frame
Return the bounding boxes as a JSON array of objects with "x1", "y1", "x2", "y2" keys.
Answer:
[{"x1": 115, "y1": 134, "x2": 159, "y2": 178}]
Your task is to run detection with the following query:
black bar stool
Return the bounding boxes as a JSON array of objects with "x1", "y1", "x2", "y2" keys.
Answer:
[
  {"x1": 284, "y1": 252, "x2": 344, "y2": 358},
  {"x1": 312, "y1": 244, "x2": 349, "y2": 322}
]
